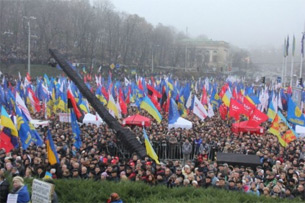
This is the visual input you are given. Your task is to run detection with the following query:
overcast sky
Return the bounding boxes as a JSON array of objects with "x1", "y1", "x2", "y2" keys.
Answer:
[{"x1": 110, "y1": 0, "x2": 305, "y2": 49}]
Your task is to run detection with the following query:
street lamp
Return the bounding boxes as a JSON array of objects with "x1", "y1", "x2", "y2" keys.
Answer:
[
  {"x1": 151, "y1": 44, "x2": 159, "y2": 73},
  {"x1": 23, "y1": 16, "x2": 36, "y2": 76}
]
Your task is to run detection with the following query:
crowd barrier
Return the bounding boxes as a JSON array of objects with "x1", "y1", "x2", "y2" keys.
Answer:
[{"x1": 111, "y1": 140, "x2": 215, "y2": 162}]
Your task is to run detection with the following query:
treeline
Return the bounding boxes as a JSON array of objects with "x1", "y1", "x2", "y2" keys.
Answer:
[{"x1": 0, "y1": 0, "x2": 190, "y2": 68}]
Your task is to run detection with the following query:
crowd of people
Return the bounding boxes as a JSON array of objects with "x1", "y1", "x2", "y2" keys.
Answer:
[{"x1": 1, "y1": 73, "x2": 305, "y2": 202}]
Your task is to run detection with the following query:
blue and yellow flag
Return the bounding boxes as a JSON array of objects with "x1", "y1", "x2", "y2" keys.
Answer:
[
  {"x1": 222, "y1": 89, "x2": 232, "y2": 107},
  {"x1": 143, "y1": 128, "x2": 159, "y2": 164},
  {"x1": 46, "y1": 130, "x2": 59, "y2": 165},
  {"x1": 1, "y1": 106, "x2": 18, "y2": 137},
  {"x1": 269, "y1": 112, "x2": 297, "y2": 147},
  {"x1": 140, "y1": 96, "x2": 162, "y2": 123},
  {"x1": 287, "y1": 97, "x2": 305, "y2": 126},
  {"x1": 267, "y1": 102, "x2": 276, "y2": 121},
  {"x1": 16, "y1": 106, "x2": 32, "y2": 150}
]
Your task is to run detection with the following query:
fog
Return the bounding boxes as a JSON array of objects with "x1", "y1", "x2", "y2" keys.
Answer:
[{"x1": 111, "y1": 0, "x2": 305, "y2": 49}]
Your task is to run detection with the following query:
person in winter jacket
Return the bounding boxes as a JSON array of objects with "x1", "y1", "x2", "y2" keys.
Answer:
[
  {"x1": 0, "y1": 172, "x2": 10, "y2": 202},
  {"x1": 11, "y1": 176, "x2": 30, "y2": 203},
  {"x1": 182, "y1": 139, "x2": 192, "y2": 165}
]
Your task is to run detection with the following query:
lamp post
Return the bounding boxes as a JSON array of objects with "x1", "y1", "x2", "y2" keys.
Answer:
[
  {"x1": 23, "y1": 16, "x2": 36, "y2": 76},
  {"x1": 151, "y1": 44, "x2": 159, "y2": 73}
]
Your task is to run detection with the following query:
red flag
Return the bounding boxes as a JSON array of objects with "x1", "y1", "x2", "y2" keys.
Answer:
[
  {"x1": 247, "y1": 108, "x2": 268, "y2": 127},
  {"x1": 26, "y1": 72, "x2": 31, "y2": 82},
  {"x1": 219, "y1": 83, "x2": 228, "y2": 98},
  {"x1": 138, "y1": 79, "x2": 144, "y2": 91},
  {"x1": 67, "y1": 89, "x2": 84, "y2": 122},
  {"x1": 0, "y1": 130, "x2": 14, "y2": 153},
  {"x1": 243, "y1": 97, "x2": 256, "y2": 117},
  {"x1": 125, "y1": 86, "x2": 131, "y2": 104},
  {"x1": 119, "y1": 88, "x2": 127, "y2": 115},
  {"x1": 148, "y1": 95, "x2": 161, "y2": 111},
  {"x1": 201, "y1": 87, "x2": 207, "y2": 105},
  {"x1": 219, "y1": 104, "x2": 227, "y2": 120},
  {"x1": 28, "y1": 88, "x2": 41, "y2": 112},
  {"x1": 147, "y1": 84, "x2": 162, "y2": 99},
  {"x1": 150, "y1": 76, "x2": 156, "y2": 87},
  {"x1": 229, "y1": 99, "x2": 245, "y2": 121},
  {"x1": 101, "y1": 86, "x2": 109, "y2": 101}
]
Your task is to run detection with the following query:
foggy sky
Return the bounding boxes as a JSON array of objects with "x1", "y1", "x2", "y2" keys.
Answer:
[{"x1": 110, "y1": 0, "x2": 305, "y2": 49}]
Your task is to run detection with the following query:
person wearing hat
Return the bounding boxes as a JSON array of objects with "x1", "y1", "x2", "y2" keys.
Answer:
[
  {"x1": 107, "y1": 192, "x2": 123, "y2": 203},
  {"x1": 11, "y1": 176, "x2": 30, "y2": 203}
]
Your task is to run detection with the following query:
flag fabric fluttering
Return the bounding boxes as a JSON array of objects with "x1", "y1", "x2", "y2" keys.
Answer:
[
  {"x1": 268, "y1": 112, "x2": 297, "y2": 147},
  {"x1": 229, "y1": 99, "x2": 245, "y2": 121},
  {"x1": 1, "y1": 106, "x2": 18, "y2": 137},
  {"x1": 15, "y1": 106, "x2": 32, "y2": 150},
  {"x1": 287, "y1": 97, "x2": 305, "y2": 126},
  {"x1": 193, "y1": 96, "x2": 208, "y2": 120},
  {"x1": 46, "y1": 130, "x2": 60, "y2": 165},
  {"x1": 168, "y1": 98, "x2": 180, "y2": 124},
  {"x1": 143, "y1": 128, "x2": 159, "y2": 164},
  {"x1": 71, "y1": 109, "x2": 82, "y2": 149},
  {"x1": 67, "y1": 89, "x2": 84, "y2": 122},
  {"x1": 247, "y1": 108, "x2": 268, "y2": 127},
  {"x1": 140, "y1": 96, "x2": 162, "y2": 123}
]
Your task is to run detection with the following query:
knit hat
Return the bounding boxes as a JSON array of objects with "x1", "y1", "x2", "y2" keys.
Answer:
[{"x1": 13, "y1": 176, "x2": 24, "y2": 185}]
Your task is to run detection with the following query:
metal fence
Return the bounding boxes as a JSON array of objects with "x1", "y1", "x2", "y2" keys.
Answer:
[{"x1": 112, "y1": 140, "x2": 213, "y2": 162}]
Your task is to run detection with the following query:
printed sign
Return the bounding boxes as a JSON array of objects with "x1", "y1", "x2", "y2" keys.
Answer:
[{"x1": 32, "y1": 179, "x2": 55, "y2": 203}]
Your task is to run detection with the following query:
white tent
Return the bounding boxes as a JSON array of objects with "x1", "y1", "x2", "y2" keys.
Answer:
[
  {"x1": 296, "y1": 125, "x2": 305, "y2": 138},
  {"x1": 168, "y1": 117, "x2": 192, "y2": 130},
  {"x1": 82, "y1": 113, "x2": 104, "y2": 126}
]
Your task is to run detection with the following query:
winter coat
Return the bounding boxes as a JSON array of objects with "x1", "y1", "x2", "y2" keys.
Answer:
[
  {"x1": 182, "y1": 142, "x2": 192, "y2": 155},
  {"x1": 0, "y1": 179, "x2": 10, "y2": 202}
]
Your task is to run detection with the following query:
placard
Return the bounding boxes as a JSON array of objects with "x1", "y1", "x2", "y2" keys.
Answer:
[
  {"x1": 31, "y1": 179, "x2": 55, "y2": 203},
  {"x1": 58, "y1": 113, "x2": 70, "y2": 123}
]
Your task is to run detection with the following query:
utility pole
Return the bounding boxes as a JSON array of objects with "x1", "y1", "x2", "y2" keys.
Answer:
[{"x1": 23, "y1": 16, "x2": 36, "y2": 76}]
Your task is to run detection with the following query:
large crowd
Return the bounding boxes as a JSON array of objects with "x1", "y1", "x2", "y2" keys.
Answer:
[{"x1": 1, "y1": 73, "x2": 305, "y2": 202}]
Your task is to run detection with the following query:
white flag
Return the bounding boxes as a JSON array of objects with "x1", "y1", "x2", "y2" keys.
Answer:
[
  {"x1": 186, "y1": 92, "x2": 193, "y2": 109},
  {"x1": 16, "y1": 92, "x2": 32, "y2": 121},
  {"x1": 208, "y1": 103, "x2": 214, "y2": 118},
  {"x1": 193, "y1": 96, "x2": 208, "y2": 120}
]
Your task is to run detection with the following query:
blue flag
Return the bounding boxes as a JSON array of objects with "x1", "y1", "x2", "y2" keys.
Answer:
[
  {"x1": 287, "y1": 97, "x2": 305, "y2": 126},
  {"x1": 168, "y1": 98, "x2": 180, "y2": 124},
  {"x1": 71, "y1": 109, "x2": 82, "y2": 149},
  {"x1": 15, "y1": 106, "x2": 32, "y2": 150}
]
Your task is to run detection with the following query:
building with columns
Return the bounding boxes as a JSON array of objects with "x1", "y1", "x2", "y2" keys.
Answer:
[{"x1": 181, "y1": 38, "x2": 230, "y2": 72}]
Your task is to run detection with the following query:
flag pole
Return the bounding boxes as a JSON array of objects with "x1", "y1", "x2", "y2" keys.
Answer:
[
  {"x1": 301, "y1": 30, "x2": 305, "y2": 78},
  {"x1": 284, "y1": 55, "x2": 288, "y2": 87},
  {"x1": 290, "y1": 35, "x2": 295, "y2": 87}
]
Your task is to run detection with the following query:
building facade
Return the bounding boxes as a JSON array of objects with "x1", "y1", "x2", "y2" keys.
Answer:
[{"x1": 181, "y1": 39, "x2": 230, "y2": 72}]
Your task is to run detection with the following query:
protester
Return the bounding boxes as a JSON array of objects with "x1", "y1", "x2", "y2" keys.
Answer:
[
  {"x1": 11, "y1": 176, "x2": 30, "y2": 203},
  {"x1": 0, "y1": 171, "x2": 10, "y2": 202},
  {"x1": 1, "y1": 72, "x2": 305, "y2": 201}
]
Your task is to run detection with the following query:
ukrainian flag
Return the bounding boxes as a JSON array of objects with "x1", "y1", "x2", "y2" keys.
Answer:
[
  {"x1": 143, "y1": 128, "x2": 159, "y2": 164},
  {"x1": 46, "y1": 130, "x2": 59, "y2": 165},
  {"x1": 222, "y1": 90, "x2": 232, "y2": 107},
  {"x1": 140, "y1": 96, "x2": 162, "y2": 123},
  {"x1": 1, "y1": 106, "x2": 18, "y2": 137},
  {"x1": 267, "y1": 102, "x2": 276, "y2": 121},
  {"x1": 107, "y1": 94, "x2": 119, "y2": 118}
]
